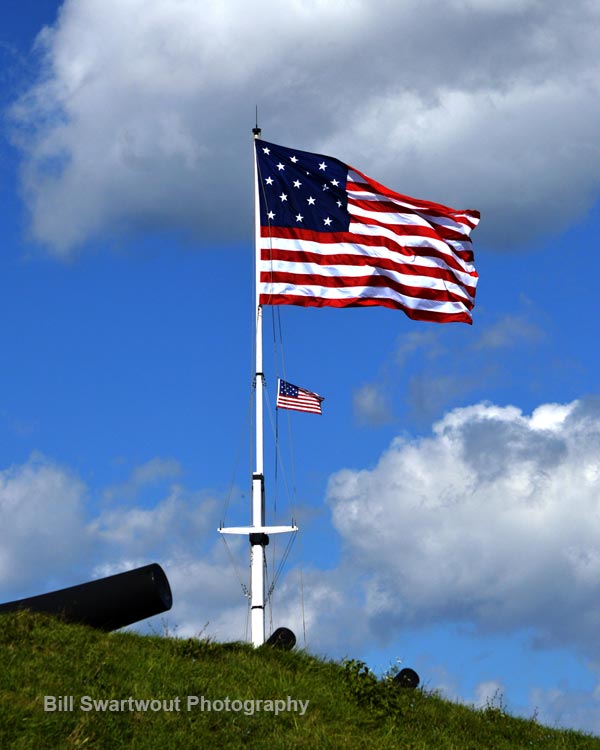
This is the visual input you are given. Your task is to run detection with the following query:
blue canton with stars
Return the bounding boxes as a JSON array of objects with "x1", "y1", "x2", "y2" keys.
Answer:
[
  {"x1": 279, "y1": 379, "x2": 298, "y2": 398},
  {"x1": 256, "y1": 140, "x2": 350, "y2": 233}
]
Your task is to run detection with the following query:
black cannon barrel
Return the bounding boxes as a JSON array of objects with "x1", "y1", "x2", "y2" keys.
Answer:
[
  {"x1": 0, "y1": 563, "x2": 172, "y2": 631},
  {"x1": 393, "y1": 667, "x2": 420, "y2": 689},
  {"x1": 266, "y1": 627, "x2": 296, "y2": 650}
]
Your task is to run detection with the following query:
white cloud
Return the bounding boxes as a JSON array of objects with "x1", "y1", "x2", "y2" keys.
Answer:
[
  {"x1": 153, "y1": 557, "x2": 247, "y2": 641},
  {"x1": 406, "y1": 371, "x2": 482, "y2": 421},
  {"x1": 327, "y1": 398, "x2": 600, "y2": 658},
  {"x1": 103, "y1": 457, "x2": 183, "y2": 502},
  {"x1": 0, "y1": 450, "x2": 366, "y2": 652},
  {"x1": 530, "y1": 684, "x2": 600, "y2": 735},
  {"x1": 0, "y1": 454, "x2": 90, "y2": 595},
  {"x1": 261, "y1": 563, "x2": 373, "y2": 657},
  {"x1": 92, "y1": 486, "x2": 214, "y2": 554},
  {"x1": 473, "y1": 314, "x2": 545, "y2": 350},
  {"x1": 88, "y1": 483, "x2": 252, "y2": 640},
  {"x1": 474, "y1": 679, "x2": 505, "y2": 709},
  {"x1": 9, "y1": 0, "x2": 600, "y2": 254},
  {"x1": 353, "y1": 383, "x2": 393, "y2": 426},
  {"x1": 10, "y1": 398, "x2": 596, "y2": 664},
  {"x1": 529, "y1": 402, "x2": 573, "y2": 431},
  {"x1": 357, "y1": 307, "x2": 549, "y2": 424},
  {"x1": 0, "y1": 453, "x2": 244, "y2": 641},
  {"x1": 395, "y1": 330, "x2": 445, "y2": 368}
]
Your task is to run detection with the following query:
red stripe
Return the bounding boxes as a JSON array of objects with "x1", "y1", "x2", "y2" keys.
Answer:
[
  {"x1": 261, "y1": 248, "x2": 477, "y2": 294},
  {"x1": 261, "y1": 293, "x2": 473, "y2": 323},
  {"x1": 348, "y1": 169, "x2": 481, "y2": 229},
  {"x1": 347, "y1": 210, "x2": 475, "y2": 263},
  {"x1": 276, "y1": 397, "x2": 322, "y2": 413},
  {"x1": 261, "y1": 226, "x2": 476, "y2": 272},
  {"x1": 278, "y1": 394, "x2": 321, "y2": 404},
  {"x1": 261, "y1": 271, "x2": 474, "y2": 308},
  {"x1": 348, "y1": 197, "x2": 475, "y2": 242}
]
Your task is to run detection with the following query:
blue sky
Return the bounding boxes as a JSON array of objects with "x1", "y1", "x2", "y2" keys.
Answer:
[{"x1": 2, "y1": 0, "x2": 600, "y2": 735}]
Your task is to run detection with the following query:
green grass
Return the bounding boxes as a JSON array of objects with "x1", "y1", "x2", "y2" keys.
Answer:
[{"x1": 1, "y1": 611, "x2": 599, "y2": 749}]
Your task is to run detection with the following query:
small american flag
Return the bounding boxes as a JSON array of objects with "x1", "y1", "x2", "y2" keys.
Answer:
[
  {"x1": 256, "y1": 140, "x2": 479, "y2": 324},
  {"x1": 276, "y1": 379, "x2": 324, "y2": 414}
]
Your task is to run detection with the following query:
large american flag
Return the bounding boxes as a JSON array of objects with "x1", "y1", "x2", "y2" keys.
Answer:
[
  {"x1": 276, "y1": 379, "x2": 324, "y2": 415},
  {"x1": 256, "y1": 140, "x2": 480, "y2": 324}
]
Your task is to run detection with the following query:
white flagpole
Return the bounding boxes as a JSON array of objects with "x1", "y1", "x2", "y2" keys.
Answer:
[
  {"x1": 250, "y1": 122, "x2": 266, "y2": 646},
  {"x1": 218, "y1": 125, "x2": 297, "y2": 648}
]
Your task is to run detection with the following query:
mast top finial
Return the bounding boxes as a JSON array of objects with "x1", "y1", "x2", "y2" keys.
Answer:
[{"x1": 252, "y1": 105, "x2": 261, "y2": 138}]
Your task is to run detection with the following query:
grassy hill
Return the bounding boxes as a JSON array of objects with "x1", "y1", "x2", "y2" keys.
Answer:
[{"x1": 1, "y1": 611, "x2": 599, "y2": 749}]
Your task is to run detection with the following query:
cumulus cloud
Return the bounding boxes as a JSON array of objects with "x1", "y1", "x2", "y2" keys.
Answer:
[
  {"x1": 10, "y1": 398, "x2": 600, "y2": 665},
  {"x1": 9, "y1": 0, "x2": 600, "y2": 254},
  {"x1": 327, "y1": 398, "x2": 600, "y2": 659},
  {"x1": 0, "y1": 454, "x2": 90, "y2": 594}
]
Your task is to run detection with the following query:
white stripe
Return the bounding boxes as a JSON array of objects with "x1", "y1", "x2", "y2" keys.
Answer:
[
  {"x1": 346, "y1": 185, "x2": 425, "y2": 213},
  {"x1": 347, "y1": 191, "x2": 475, "y2": 235},
  {"x1": 279, "y1": 397, "x2": 321, "y2": 406},
  {"x1": 260, "y1": 250, "x2": 476, "y2": 291},
  {"x1": 346, "y1": 173, "x2": 478, "y2": 234},
  {"x1": 277, "y1": 397, "x2": 321, "y2": 413},
  {"x1": 346, "y1": 186, "x2": 424, "y2": 212},
  {"x1": 260, "y1": 235, "x2": 477, "y2": 280},
  {"x1": 348, "y1": 223, "x2": 477, "y2": 274},
  {"x1": 261, "y1": 282, "x2": 471, "y2": 314},
  {"x1": 417, "y1": 211, "x2": 476, "y2": 234},
  {"x1": 260, "y1": 260, "x2": 474, "y2": 303},
  {"x1": 348, "y1": 202, "x2": 435, "y2": 229},
  {"x1": 446, "y1": 238, "x2": 474, "y2": 256},
  {"x1": 278, "y1": 394, "x2": 320, "y2": 402},
  {"x1": 348, "y1": 203, "x2": 474, "y2": 238}
]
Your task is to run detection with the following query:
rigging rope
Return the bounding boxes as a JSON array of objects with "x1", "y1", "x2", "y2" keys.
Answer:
[
  {"x1": 219, "y1": 535, "x2": 249, "y2": 599},
  {"x1": 221, "y1": 388, "x2": 254, "y2": 526},
  {"x1": 267, "y1": 531, "x2": 297, "y2": 597}
]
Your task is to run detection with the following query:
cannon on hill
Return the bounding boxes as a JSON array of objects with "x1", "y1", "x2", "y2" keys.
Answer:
[{"x1": 0, "y1": 563, "x2": 172, "y2": 631}]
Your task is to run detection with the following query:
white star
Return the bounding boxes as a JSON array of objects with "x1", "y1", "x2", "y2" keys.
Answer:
[
  {"x1": 295, "y1": 213, "x2": 304, "y2": 222},
  {"x1": 319, "y1": 161, "x2": 327, "y2": 171},
  {"x1": 307, "y1": 196, "x2": 316, "y2": 205},
  {"x1": 331, "y1": 179, "x2": 339, "y2": 187},
  {"x1": 279, "y1": 193, "x2": 288, "y2": 202},
  {"x1": 290, "y1": 156, "x2": 298, "y2": 163},
  {"x1": 324, "y1": 217, "x2": 332, "y2": 226},
  {"x1": 336, "y1": 200, "x2": 342, "y2": 207},
  {"x1": 265, "y1": 176, "x2": 274, "y2": 185},
  {"x1": 262, "y1": 147, "x2": 270, "y2": 154},
  {"x1": 277, "y1": 162, "x2": 285, "y2": 171},
  {"x1": 322, "y1": 184, "x2": 329, "y2": 191},
  {"x1": 267, "y1": 211, "x2": 275, "y2": 220},
  {"x1": 293, "y1": 180, "x2": 302, "y2": 188}
]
